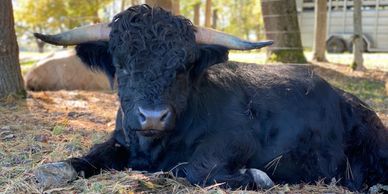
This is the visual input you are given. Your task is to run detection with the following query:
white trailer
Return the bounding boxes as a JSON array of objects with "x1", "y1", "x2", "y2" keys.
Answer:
[{"x1": 297, "y1": 0, "x2": 388, "y2": 52}]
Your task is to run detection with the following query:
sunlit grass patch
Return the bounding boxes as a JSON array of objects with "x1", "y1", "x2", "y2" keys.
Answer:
[
  {"x1": 20, "y1": 60, "x2": 37, "y2": 75},
  {"x1": 332, "y1": 79, "x2": 385, "y2": 100},
  {"x1": 329, "y1": 77, "x2": 387, "y2": 112},
  {"x1": 19, "y1": 51, "x2": 51, "y2": 75},
  {"x1": 229, "y1": 51, "x2": 266, "y2": 64}
]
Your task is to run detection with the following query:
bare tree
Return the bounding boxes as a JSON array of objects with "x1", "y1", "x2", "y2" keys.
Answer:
[
  {"x1": 193, "y1": 2, "x2": 201, "y2": 25},
  {"x1": 36, "y1": 39, "x2": 45, "y2": 53},
  {"x1": 261, "y1": 0, "x2": 306, "y2": 63},
  {"x1": 212, "y1": 9, "x2": 218, "y2": 29},
  {"x1": 205, "y1": 0, "x2": 212, "y2": 27},
  {"x1": 172, "y1": 0, "x2": 180, "y2": 15},
  {"x1": 0, "y1": 0, "x2": 25, "y2": 98},
  {"x1": 352, "y1": 0, "x2": 365, "y2": 71},
  {"x1": 121, "y1": 0, "x2": 128, "y2": 11},
  {"x1": 145, "y1": 0, "x2": 180, "y2": 15},
  {"x1": 312, "y1": 0, "x2": 327, "y2": 62},
  {"x1": 145, "y1": 0, "x2": 177, "y2": 14}
]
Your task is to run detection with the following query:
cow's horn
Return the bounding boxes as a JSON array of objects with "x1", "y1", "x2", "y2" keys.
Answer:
[
  {"x1": 34, "y1": 23, "x2": 111, "y2": 46},
  {"x1": 195, "y1": 27, "x2": 273, "y2": 50}
]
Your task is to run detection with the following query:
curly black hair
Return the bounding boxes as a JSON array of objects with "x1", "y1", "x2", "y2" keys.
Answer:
[{"x1": 109, "y1": 5, "x2": 198, "y2": 80}]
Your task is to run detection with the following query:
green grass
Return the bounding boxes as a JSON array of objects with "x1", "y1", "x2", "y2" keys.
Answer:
[
  {"x1": 336, "y1": 79, "x2": 385, "y2": 100},
  {"x1": 20, "y1": 60, "x2": 36, "y2": 67},
  {"x1": 19, "y1": 51, "x2": 51, "y2": 75},
  {"x1": 52, "y1": 125, "x2": 65, "y2": 136},
  {"x1": 333, "y1": 76, "x2": 387, "y2": 113},
  {"x1": 330, "y1": 77, "x2": 386, "y2": 109},
  {"x1": 20, "y1": 60, "x2": 36, "y2": 74}
]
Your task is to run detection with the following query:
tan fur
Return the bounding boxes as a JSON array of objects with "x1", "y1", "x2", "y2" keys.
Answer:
[
  {"x1": 385, "y1": 80, "x2": 388, "y2": 96},
  {"x1": 25, "y1": 50, "x2": 110, "y2": 91}
]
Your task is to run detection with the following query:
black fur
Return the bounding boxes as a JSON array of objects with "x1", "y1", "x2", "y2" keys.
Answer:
[
  {"x1": 76, "y1": 41, "x2": 115, "y2": 86},
  {"x1": 67, "y1": 5, "x2": 387, "y2": 191}
]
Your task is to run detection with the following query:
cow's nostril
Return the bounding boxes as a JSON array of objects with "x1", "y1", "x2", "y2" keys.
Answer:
[
  {"x1": 160, "y1": 111, "x2": 170, "y2": 122},
  {"x1": 138, "y1": 106, "x2": 173, "y2": 130},
  {"x1": 139, "y1": 112, "x2": 146, "y2": 123}
]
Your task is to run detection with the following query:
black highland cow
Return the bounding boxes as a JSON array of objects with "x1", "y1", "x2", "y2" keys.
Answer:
[{"x1": 34, "y1": 5, "x2": 387, "y2": 191}]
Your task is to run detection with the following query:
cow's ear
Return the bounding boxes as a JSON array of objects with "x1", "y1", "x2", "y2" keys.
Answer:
[
  {"x1": 192, "y1": 44, "x2": 229, "y2": 78},
  {"x1": 75, "y1": 41, "x2": 115, "y2": 84}
]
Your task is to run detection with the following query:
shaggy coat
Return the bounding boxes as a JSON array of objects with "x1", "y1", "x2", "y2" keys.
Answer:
[{"x1": 51, "y1": 5, "x2": 387, "y2": 191}]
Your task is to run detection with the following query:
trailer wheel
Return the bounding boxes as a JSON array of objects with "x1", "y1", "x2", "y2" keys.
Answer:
[
  {"x1": 327, "y1": 37, "x2": 347, "y2": 53},
  {"x1": 348, "y1": 39, "x2": 368, "y2": 53}
]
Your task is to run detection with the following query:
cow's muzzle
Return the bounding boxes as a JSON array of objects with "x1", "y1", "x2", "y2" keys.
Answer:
[{"x1": 136, "y1": 106, "x2": 175, "y2": 136}]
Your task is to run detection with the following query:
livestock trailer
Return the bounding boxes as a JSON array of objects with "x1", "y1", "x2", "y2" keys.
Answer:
[{"x1": 296, "y1": 0, "x2": 388, "y2": 52}]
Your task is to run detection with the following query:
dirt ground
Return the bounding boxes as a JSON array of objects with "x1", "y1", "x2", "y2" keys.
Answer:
[{"x1": 1, "y1": 63, "x2": 387, "y2": 193}]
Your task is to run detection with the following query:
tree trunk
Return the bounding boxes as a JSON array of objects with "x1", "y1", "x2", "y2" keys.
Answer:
[
  {"x1": 261, "y1": 0, "x2": 306, "y2": 63},
  {"x1": 212, "y1": 9, "x2": 218, "y2": 29},
  {"x1": 0, "y1": 0, "x2": 25, "y2": 98},
  {"x1": 121, "y1": 0, "x2": 127, "y2": 11},
  {"x1": 172, "y1": 0, "x2": 180, "y2": 15},
  {"x1": 193, "y1": 3, "x2": 201, "y2": 25},
  {"x1": 312, "y1": 0, "x2": 327, "y2": 62},
  {"x1": 92, "y1": 10, "x2": 101, "y2": 23},
  {"x1": 131, "y1": 0, "x2": 138, "y2": 5},
  {"x1": 352, "y1": 0, "x2": 365, "y2": 71},
  {"x1": 36, "y1": 39, "x2": 45, "y2": 53},
  {"x1": 145, "y1": 0, "x2": 174, "y2": 13},
  {"x1": 205, "y1": 0, "x2": 212, "y2": 27}
]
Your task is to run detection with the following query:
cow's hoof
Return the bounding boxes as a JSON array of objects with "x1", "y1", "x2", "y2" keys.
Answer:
[
  {"x1": 247, "y1": 168, "x2": 274, "y2": 189},
  {"x1": 34, "y1": 162, "x2": 77, "y2": 189}
]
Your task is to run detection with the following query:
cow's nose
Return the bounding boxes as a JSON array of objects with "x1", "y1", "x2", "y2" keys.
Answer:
[{"x1": 137, "y1": 106, "x2": 173, "y2": 130}]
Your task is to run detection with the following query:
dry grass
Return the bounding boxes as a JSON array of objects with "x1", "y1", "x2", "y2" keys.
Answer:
[{"x1": 1, "y1": 63, "x2": 387, "y2": 193}]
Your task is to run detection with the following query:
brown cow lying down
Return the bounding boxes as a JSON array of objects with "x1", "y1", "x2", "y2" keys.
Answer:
[{"x1": 25, "y1": 50, "x2": 111, "y2": 91}]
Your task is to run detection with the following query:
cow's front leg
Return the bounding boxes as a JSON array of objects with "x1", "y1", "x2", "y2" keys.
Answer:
[
  {"x1": 35, "y1": 134, "x2": 130, "y2": 189},
  {"x1": 177, "y1": 160, "x2": 274, "y2": 190},
  {"x1": 173, "y1": 132, "x2": 274, "y2": 190}
]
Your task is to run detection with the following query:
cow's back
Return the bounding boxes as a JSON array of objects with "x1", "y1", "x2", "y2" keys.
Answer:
[
  {"x1": 25, "y1": 50, "x2": 111, "y2": 91},
  {"x1": 195, "y1": 62, "x2": 387, "y2": 189}
]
